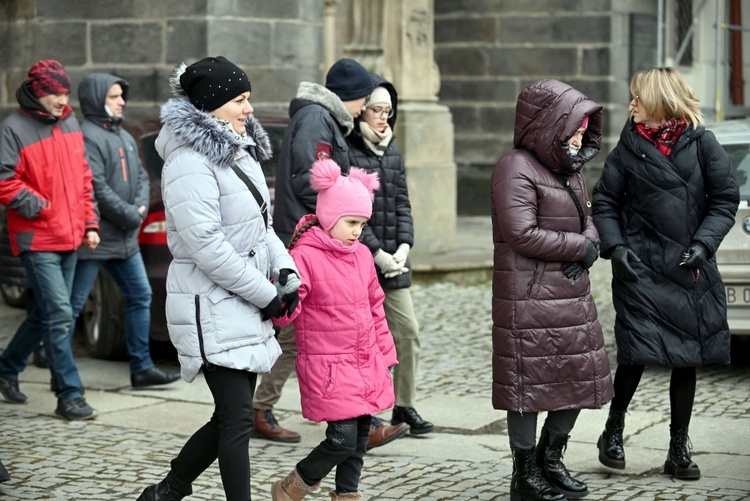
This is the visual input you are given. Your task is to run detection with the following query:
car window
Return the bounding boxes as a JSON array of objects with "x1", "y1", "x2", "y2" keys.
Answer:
[{"x1": 722, "y1": 144, "x2": 750, "y2": 199}]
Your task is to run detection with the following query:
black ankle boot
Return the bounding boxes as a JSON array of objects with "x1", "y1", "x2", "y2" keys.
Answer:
[
  {"x1": 537, "y1": 427, "x2": 588, "y2": 498},
  {"x1": 391, "y1": 406, "x2": 434, "y2": 434},
  {"x1": 510, "y1": 447, "x2": 565, "y2": 501},
  {"x1": 664, "y1": 425, "x2": 701, "y2": 480},
  {"x1": 137, "y1": 479, "x2": 187, "y2": 501},
  {"x1": 597, "y1": 410, "x2": 626, "y2": 469}
]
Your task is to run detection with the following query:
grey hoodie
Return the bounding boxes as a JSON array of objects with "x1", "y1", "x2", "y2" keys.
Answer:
[{"x1": 77, "y1": 73, "x2": 149, "y2": 260}]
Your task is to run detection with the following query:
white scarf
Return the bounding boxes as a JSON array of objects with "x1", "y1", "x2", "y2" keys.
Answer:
[
  {"x1": 358, "y1": 121, "x2": 393, "y2": 157},
  {"x1": 215, "y1": 118, "x2": 250, "y2": 145}
]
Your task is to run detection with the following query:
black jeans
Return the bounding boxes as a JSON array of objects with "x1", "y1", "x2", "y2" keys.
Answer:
[
  {"x1": 297, "y1": 415, "x2": 371, "y2": 494},
  {"x1": 167, "y1": 366, "x2": 257, "y2": 501}
]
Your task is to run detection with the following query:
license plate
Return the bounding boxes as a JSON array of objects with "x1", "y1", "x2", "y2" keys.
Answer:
[{"x1": 726, "y1": 286, "x2": 750, "y2": 305}]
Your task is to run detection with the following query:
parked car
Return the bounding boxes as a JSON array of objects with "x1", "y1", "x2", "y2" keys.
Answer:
[
  {"x1": 713, "y1": 119, "x2": 750, "y2": 346},
  {"x1": 0, "y1": 117, "x2": 288, "y2": 360}
]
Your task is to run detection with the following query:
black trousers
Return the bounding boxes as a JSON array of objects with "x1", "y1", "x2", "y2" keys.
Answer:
[
  {"x1": 610, "y1": 364, "x2": 696, "y2": 429},
  {"x1": 507, "y1": 409, "x2": 581, "y2": 451},
  {"x1": 297, "y1": 415, "x2": 371, "y2": 494},
  {"x1": 167, "y1": 365, "x2": 257, "y2": 501}
]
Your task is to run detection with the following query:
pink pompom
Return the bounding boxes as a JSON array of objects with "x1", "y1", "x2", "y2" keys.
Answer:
[
  {"x1": 348, "y1": 167, "x2": 380, "y2": 201},
  {"x1": 310, "y1": 159, "x2": 341, "y2": 192}
]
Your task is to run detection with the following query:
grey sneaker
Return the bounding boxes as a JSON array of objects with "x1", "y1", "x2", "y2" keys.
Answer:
[
  {"x1": 55, "y1": 397, "x2": 98, "y2": 420},
  {"x1": 0, "y1": 376, "x2": 27, "y2": 404}
]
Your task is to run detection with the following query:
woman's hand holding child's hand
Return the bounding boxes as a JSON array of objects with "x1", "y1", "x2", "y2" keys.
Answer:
[{"x1": 273, "y1": 268, "x2": 300, "y2": 317}]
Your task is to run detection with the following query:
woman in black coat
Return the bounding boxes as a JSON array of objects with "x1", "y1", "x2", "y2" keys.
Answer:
[{"x1": 593, "y1": 67, "x2": 739, "y2": 481}]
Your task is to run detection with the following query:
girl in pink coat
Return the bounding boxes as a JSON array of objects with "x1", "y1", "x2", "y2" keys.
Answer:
[{"x1": 271, "y1": 159, "x2": 399, "y2": 501}]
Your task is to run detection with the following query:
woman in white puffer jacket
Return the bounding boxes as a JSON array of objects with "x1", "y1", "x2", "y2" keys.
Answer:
[{"x1": 137, "y1": 56, "x2": 298, "y2": 501}]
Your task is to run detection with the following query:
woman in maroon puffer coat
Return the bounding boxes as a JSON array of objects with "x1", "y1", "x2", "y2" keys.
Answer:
[{"x1": 490, "y1": 79, "x2": 614, "y2": 501}]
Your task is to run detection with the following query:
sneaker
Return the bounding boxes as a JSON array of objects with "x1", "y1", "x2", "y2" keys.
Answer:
[
  {"x1": 0, "y1": 376, "x2": 27, "y2": 404},
  {"x1": 55, "y1": 396, "x2": 98, "y2": 420}
]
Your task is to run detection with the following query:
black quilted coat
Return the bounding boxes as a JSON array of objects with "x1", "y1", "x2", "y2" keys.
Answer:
[
  {"x1": 593, "y1": 120, "x2": 739, "y2": 367},
  {"x1": 490, "y1": 80, "x2": 614, "y2": 413},
  {"x1": 346, "y1": 75, "x2": 414, "y2": 290}
]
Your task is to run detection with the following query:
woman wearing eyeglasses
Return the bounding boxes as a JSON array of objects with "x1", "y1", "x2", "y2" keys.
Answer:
[
  {"x1": 346, "y1": 75, "x2": 434, "y2": 438},
  {"x1": 592, "y1": 67, "x2": 739, "y2": 480}
]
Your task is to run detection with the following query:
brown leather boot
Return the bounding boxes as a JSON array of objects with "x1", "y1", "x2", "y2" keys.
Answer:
[
  {"x1": 329, "y1": 491, "x2": 362, "y2": 500},
  {"x1": 366, "y1": 417, "x2": 409, "y2": 450},
  {"x1": 271, "y1": 468, "x2": 318, "y2": 501},
  {"x1": 251, "y1": 409, "x2": 301, "y2": 443}
]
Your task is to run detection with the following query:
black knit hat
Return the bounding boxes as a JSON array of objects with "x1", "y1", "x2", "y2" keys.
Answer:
[
  {"x1": 324, "y1": 58, "x2": 373, "y2": 101},
  {"x1": 179, "y1": 56, "x2": 252, "y2": 112}
]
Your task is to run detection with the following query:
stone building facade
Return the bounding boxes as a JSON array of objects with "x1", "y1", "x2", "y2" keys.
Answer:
[{"x1": 434, "y1": 0, "x2": 658, "y2": 213}]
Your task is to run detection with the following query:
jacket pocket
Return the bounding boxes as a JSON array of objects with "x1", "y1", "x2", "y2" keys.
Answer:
[
  {"x1": 206, "y1": 285, "x2": 264, "y2": 344},
  {"x1": 323, "y1": 362, "x2": 337, "y2": 399}
]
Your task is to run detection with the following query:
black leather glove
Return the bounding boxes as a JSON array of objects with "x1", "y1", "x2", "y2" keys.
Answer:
[
  {"x1": 680, "y1": 243, "x2": 708, "y2": 269},
  {"x1": 582, "y1": 237, "x2": 600, "y2": 269},
  {"x1": 260, "y1": 296, "x2": 281, "y2": 321},
  {"x1": 279, "y1": 290, "x2": 300, "y2": 318},
  {"x1": 562, "y1": 261, "x2": 585, "y2": 280},
  {"x1": 611, "y1": 245, "x2": 641, "y2": 282}
]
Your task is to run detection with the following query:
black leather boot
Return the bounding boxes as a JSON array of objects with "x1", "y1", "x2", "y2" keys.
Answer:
[
  {"x1": 597, "y1": 410, "x2": 626, "y2": 469},
  {"x1": 664, "y1": 425, "x2": 701, "y2": 480},
  {"x1": 537, "y1": 427, "x2": 588, "y2": 498},
  {"x1": 391, "y1": 406, "x2": 434, "y2": 434},
  {"x1": 137, "y1": 478, "x2": 188, "y2": 501},
  {"x1": 510, "y1": 448, "x2": 565, "y2": 501}
]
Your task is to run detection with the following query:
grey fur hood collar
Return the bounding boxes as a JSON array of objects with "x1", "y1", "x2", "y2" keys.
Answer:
[
  {"x1": 291, "y1": 81, "x2": 355, "y2": 136},
  {"x1": 157, "y1": 62, "x2": 272, "y2": 169}
]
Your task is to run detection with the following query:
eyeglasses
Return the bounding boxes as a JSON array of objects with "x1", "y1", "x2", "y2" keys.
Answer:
[
  {"x1": 631, "y1": 95, "x2": 639, "y2": 104},
  {"x1": 367, "y1": 106, "x2": 394, "y2": 118}
]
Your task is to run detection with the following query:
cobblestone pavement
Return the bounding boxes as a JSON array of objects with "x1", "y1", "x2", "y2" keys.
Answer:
[{"x1": 0, "y1": 259, "x2": 749, "y2": 500}]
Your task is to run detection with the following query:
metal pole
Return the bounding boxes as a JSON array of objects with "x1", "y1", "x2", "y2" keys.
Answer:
[
  {"x1": 716, "y1": 0, "x2": 725, "y2": 122},
  {"x1": 657, "y1": 0, "x2": 664, "y2": 66}
]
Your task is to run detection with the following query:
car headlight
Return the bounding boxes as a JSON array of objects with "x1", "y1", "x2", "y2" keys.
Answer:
[{"x1": 744, "y1": 216, "x2": 750, "y2": 235}]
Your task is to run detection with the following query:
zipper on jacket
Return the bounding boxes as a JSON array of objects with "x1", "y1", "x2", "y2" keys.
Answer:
[
  {"x1": 119, "y1": 147, "x2": 128, "y2": 182},
  {"x1": 527, "y1": 265, "x2": 539, "y2": 296},
  {"x1": 516, "y1": 338, "x2": 524, "y2": 415},
  {"x1": 194, "y1": 295, "x2": 214, "y2": 371}
]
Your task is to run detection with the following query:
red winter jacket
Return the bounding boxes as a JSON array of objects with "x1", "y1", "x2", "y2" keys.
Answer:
[{"x1": 0, "y1": 84, "x2": 98, "y2": 255}]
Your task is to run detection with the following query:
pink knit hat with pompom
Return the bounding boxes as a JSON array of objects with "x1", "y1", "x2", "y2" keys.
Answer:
[{"x1": 310, "y1": 159, "x2": 380, "y2": 231}]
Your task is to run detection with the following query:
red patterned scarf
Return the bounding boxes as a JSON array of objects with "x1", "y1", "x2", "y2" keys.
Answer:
[{"x1": 635, "y1": 117, "x2": 687, "y2": 156}]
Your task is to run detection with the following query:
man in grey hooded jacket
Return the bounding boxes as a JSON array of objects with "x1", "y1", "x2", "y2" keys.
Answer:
[{"x1": 70, "y1": 73, "x2": 179, "y2": 388}]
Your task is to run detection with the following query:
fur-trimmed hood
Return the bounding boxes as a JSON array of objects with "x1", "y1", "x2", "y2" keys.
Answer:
[
  {"x1": 290, "y1": 81, "x2": 355, "y2": 136},
  {"x1": 156, "y1": 62, "x2": 271, "y2": 169},
  {"x1": 157, "y1": 97, "x2": 272, "y2": 169}
]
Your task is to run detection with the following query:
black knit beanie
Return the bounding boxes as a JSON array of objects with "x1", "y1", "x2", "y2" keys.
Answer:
[
  {"x1": 324, "y1": 58, "x2": 374, "y2": 101},
  {"x1": 180, "y1": 56, "x2": 252, "y2": 112}
]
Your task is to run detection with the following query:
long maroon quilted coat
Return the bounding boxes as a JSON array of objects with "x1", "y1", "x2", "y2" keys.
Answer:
[{"x1": 490, "y1": 79, "x2": 614, "y2": 413}]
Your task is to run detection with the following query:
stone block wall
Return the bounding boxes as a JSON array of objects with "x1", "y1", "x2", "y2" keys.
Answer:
[
  {"x1": 0, "y1": 0, "x2": 323, "y2": 135},
  {"x1": 434, "y1": 0, "x2": 657, "y2": 214}
]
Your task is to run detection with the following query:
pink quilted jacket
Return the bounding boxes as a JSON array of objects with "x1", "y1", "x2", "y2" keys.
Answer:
[{"x1": 275, "y1": 215, "x2": 397, "y2": 422}]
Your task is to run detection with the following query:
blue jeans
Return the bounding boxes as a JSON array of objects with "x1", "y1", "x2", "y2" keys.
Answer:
[
  {"x1": 69, "y1": 252, "x2": 154, "y2": 374},
  {"x1": 0, "y1": 251, "x2": 84, "y2": 401}
]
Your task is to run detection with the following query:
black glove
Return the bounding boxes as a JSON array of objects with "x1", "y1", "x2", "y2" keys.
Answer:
[
  {"x1": 260, "y1": 296, "x2": 281, "y2": 321},
  {"x1": 279, "y1": 290, "x2": 300, "y2": 318},
  {"x1": 582, "y1": 238, "x2": 600, "y2": 269},
  {"x1": 562, "y1": 261, "x2": 585, "y2": 280},
  {"x1": 680, "y1": 243, "x2": 708, "y2": 269},
  {"x1": 277, "y1": 268, "x2": 293, "y2": 286},
  {"x1": 611, "y1": 245, "x2": 641, "y2": 282}
]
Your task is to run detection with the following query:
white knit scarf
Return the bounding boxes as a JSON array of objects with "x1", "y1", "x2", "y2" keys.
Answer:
[{"x1": 358, "y1": 121, "x2": 393, "y2": 157}]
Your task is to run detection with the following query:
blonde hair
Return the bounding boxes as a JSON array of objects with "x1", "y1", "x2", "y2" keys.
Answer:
[
  {"x1": 288, "y1": 217, "x2": 320, "y2": 250},
  {"x1": 630, "y1": 67, "x2": 703, "y2": 127}
]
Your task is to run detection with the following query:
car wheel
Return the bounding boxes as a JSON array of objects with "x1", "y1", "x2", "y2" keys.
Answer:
[
  {"x1": 80, "y1": 270, "x2": 129, "y2": 360},
  {"x1": 0, "y1": 283, "x2": 29, "y2": 309}
]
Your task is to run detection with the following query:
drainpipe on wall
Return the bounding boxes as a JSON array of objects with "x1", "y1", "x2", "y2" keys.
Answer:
[{"x1": 730, "y1": 0, "x2": 744, "y2": 107}]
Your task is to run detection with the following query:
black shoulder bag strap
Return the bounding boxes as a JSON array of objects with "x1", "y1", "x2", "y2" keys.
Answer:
[
  {"x1": 552, "y1": 172, "x2": 586, "y2": 233},
  {"x1": 231, "y1": 165, "x2": 268, "y2": 228}
]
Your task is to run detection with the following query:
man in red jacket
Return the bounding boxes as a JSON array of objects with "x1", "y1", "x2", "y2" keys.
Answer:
[{"x1": 0, "y1": 60, "x2": 100, "y2": 420}]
